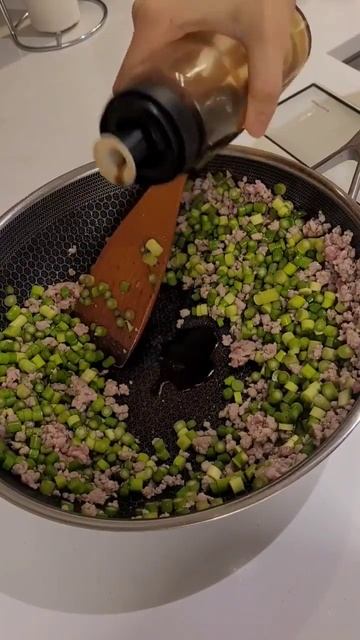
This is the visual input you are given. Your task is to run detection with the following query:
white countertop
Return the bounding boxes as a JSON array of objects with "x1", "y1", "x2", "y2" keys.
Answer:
[{"x1": 0, "y1": 0, "x2": 360, "y2": 637}]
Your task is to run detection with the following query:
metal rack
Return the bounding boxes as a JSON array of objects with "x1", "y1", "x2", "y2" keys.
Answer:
[{"x1": 0, "y1": 0, "x2": 107, "y2": 52}]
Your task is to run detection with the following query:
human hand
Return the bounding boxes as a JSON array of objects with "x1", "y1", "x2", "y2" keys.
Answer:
[{"x1": 113, "y1": 0, "x2": 296, "y2": 137}]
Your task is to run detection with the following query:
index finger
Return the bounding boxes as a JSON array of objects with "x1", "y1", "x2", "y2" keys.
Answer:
[{"x1": 244, "y1": 38, "x2": 286, "y2": 138}]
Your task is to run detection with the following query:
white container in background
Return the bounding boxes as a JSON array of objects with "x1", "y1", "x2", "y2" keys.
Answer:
[{"x1": 23, "y1": 0, "x2": 81, "y2": 33}]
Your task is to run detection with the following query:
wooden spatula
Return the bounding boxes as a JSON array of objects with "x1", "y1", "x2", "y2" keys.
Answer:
[{"x1": 76, "y1": 175, "x2": 186, "y2": 365}]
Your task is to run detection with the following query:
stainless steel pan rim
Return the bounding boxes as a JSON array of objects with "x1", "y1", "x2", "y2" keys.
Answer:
[{"x1": 0, "y1": 145, "x2": 359, "y2": 532}]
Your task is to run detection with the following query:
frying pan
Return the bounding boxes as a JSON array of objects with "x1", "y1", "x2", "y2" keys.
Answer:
[{"x1": 0, "y1": 144, "x2": 359, "y2": 532}]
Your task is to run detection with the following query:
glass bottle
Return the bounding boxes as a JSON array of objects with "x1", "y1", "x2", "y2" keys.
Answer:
[{"x1": 94, "y1": 7, "x2": 311, "y2": 186}]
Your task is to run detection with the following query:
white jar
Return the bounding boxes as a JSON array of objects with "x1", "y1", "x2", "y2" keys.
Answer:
[{"x1": 24, "y1": 0, "x2": 81, "y2": 33}]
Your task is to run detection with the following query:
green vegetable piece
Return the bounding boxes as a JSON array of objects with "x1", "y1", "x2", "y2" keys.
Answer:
[
  {"x1": 322, "y1": 291, "x2": 336, "y2": 309},
  {"x1": 301, "y1": 363, "x2": 318, "y2": 380},
  {"x1": 301, "y1": 381, "x2": 321, "y2": 404},
  {"x1": 229, "y1": 475, "x2": 245, "y2": 494},
  {"x1": 338, "y1": 389, "x2": 351, "y2": 407},
  {"x1": 40, "y1": 479, "x2": 55, "y2": 496},
  {"x1": 273, "y1": 183, "x2": 287, "y2": 196},
  {"x1": 254, "y1": 288, "x2": 279, "y2": 306},
  {"x1": 337, "y1": 345, "x2": 354, "y2": 360},
  {"x1": 39, "y1": 305, "x2": 57, "y2": 320}
]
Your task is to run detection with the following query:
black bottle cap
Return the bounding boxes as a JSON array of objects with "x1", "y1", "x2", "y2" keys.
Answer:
[{"x1": 99, "y1": 82, "x2": 205, "y2": 185}]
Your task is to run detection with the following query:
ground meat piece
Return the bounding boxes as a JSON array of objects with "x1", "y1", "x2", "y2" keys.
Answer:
[
  {"x1": 41, "y1": 337, "x2": 58, "y2": 348},
  {"x1": 312, "y1": 408, "x2": 348, "y2": 445},
  {"x1": 192, "y1": 435, "x2": 213, "y2": 454},
  {"x1": 52, "y1": 383, "x2": 68, "y2": 392},
  {"x1": 14, "y1": 430, "x2": 26, "y2": 442},
  {"x1": 226, "y1": 403, "x2": 241, "y2": 423},
  {"x1": 262, "y1": 343, "x2": 277, "y2": 360},
  {"x1": 236, "y1": 298, "x2": 246, "y2": 315},
  {"x1": 229, "y1": 339, "x2": 257, "y2": 367},
  {"x1": 246, "y1": 413, "x2": 278, "y2": 445},
  {"x1": 81, "y1": 503, "x2": 97, "y2": 517},
  {"x1": 286, "y1": 225, "x2": 300, "y2": 240},
  {"x1": 45, "y1": 281, "x2": 82, "y2": 311},
  {"x1": 133, "y1": 461, "x2": 145, "y2": 473},
  {"x1": 73, "y1": 323, "x2": 89, "y2": 337},
  {"x1": 3, "y1": 367, "x2": 20, "y2": 389},
  {"x1": 19, "y1": 445, "x2": 30, "y2": 456},
  {"x1": 111, "y1": 403, "x2": 129, "y2": 420},
  {"x1": 222, "y1": 334, "x2": 232, "y2": 347},
  {"x1": 268, "y1": 219, "x2": 280, "y2": 231},
  {"x1": 260, "y1": 314, "x2": 281, "y2": 334},
  {"x1": 58, "y1": 343, "x2": 69, "y2": 353},
  {"x1": 94, "y1": 470, "x2": 119, "y2": 495},
  {"x1": 260, "y1": 452, "x2": 307, "y2": 482},
  {"x1": 303, "y1": 216, "x2": 330, "y2": 238},
  {"x1": 118, "y1": 383, "x2": 130, "y2": 396},
  {"x1": 219, "y1": 399, "x2": 250, "y2": 427},
  {"x1": 324, "y1": 228, "x2": 356, "y2": 283},
  {"x1": 84, "y1": 488, "x2": 107, "y2": 505},
  {"x1": 232, "y1": 228, "x2": 246, "y2": 242},
  {"x1": 240, "y1": 433, "x2": 252, "y2": 450},
  {"x1": 118, "y1": 448, "x2": 134, "y2": 461},
  {"x1": 257, "y1": 244, "x2": 268, "y2": 256},
  {"x1": 13, "y1": 461, "x2": 41, "y2": 490},
  {"x1": 142, "y1": 473, "x2": 184, "y2": 498},
  {"x1": 216, "y1": 283, "x2": 227, "y2": 298},
  {"x1": 336, "y1": 284, "x2": 353, "y2": 304},
  {"x1": 321, "y1": 363, "x2": 339, "y2": 383},
  {"x1": 196, "y1": 492, "x2": 210, "y2": 503},
  {"x1": 194, "y1": 239, "x2": 208, "y2": 252},
  {"x1": 239, "y1": 178, "x2": 273, "y2": 203},
  {"x1": 354, "y1": 381, "x2": 360, "y2": 393},
  {"x1": 246, "y1": 442, "x2": 270, "y2": 464},
  {"x1": 42, "y1": 422, "x2": 70, "y2": 452},
  {"x1": 35, "y1": 320, "x2": 50, "y2": 331},
  {"x1": 107, "y1": 499, "x2": 119, "y2": 509},
  {"x1": 142, "y1": 483, "x2": 157, "y2": 499},
  {"x1": 337, "y1": 258, "x2": 356, "y2": 282},
  {"x1": 66, "y1": 443, "x2": 91, "y2": 465},
  {"x1": 11, "y1": 442, "x2": 24, "y2": 451},
  {"x1": 316, "y1": 270, "x2": 331, "y2": 287},
  {"x1": 104, "y1": 380, "x2": 118, "y2": 397},
  {"x1": 303, "y1": 261, "x2": 322, "y2": 277},
  {"x1": 225, "y1": 433, "x2": 237, "y2": 452},
  {"x1": 308, "y1": 342, "x2": 323, "y2": 360},
  {"x1": 12, "y1": 462, "x2": 28, "y2": 476},
  {"x1": 24, "y1": 298, "x2": 41, "y2": 313},
  {"x1": 68, "y1": 375, "x2": 97, "y2": 412},
  {"x1": 345, "y1": 327, "x2": 360, "y2": 350},
  {"x1": 247, "y1": 378, "x2": 269, "y2": 399}
]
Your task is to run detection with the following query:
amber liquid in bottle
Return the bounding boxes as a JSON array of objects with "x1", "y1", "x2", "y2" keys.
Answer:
[{"x1": 95, "y1": 8, "x2": 311, "y2": 185}]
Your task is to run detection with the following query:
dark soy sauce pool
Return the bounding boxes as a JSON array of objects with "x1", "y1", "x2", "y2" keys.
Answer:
[{"x1": 156, "y1": 326, "x2": 218, "y2": 393}]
